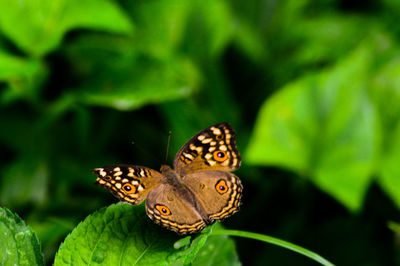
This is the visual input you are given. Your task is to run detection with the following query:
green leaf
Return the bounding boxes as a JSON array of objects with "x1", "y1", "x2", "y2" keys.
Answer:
[
  {"x1": 79, "y1": 56, "x2": 200, "y2": 111},
  {"x1": 192, "y1": 225, "x2": 240, "y2": 266},
  {"x1": 0, "y1": 0, "x2": 133, "y2": 57},
  {"x1": 246, "y1": 43, "x2": 379, "y2": 211},
  {"x1": 0, "y1": 207, "x2": 44, "y2": 266},
  {"x1": 291, "y1": 15, "x2": 371, "y2": 66},
  {"x1": 123, "y1": 0, "x2": 190, "y2": 59},
  {"x1": 182, "y1": 0, "x2": 234, "y2": 60},
  {"x1": 0, "y1": 49, "x2": 47, "y2": 104},
  {"x1": 371, "y1": 56, "x2": 400, "y2": 209},
  {"x1": 54, "y1": 203, "x2": 232, "y2": 265},
  {"x1": 378, "y1": 121, "x2": 400, "y2": 209}
]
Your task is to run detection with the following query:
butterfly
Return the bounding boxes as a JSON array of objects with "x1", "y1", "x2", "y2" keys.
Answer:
[{"x1": 92, "y1": 123, "x2": 242, "y2": 235}]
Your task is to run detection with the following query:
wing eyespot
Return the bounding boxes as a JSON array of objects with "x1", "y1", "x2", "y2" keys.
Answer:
[
  {"x1": 155, "y1": 204, "x2": 171, "y2": 215},
  {"x1": 213, "y1": 150, "x2": 227, "y2": 162},
  {"x1": 122, "y1": 183, "x2": 136, "y2": 194},
  {"x1": 215, "y1": 179, "x2": 228, "y2": 194}
]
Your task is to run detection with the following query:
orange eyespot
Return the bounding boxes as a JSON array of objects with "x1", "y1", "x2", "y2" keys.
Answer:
[
  {"x1": 105, "y1": 175, "x2": 112, "y2": 180},
  {"x1": 215, "y1": 134, "x2": 223, "y2": 140},
  {"x1": 155, "y1": 204, "x2": 171, "y2": 215},
  {"x1": 215, "y1": 179, "x2": 228, "y2": 194},
  {"x1": 122, "y1": 184, "x2": 136, "y2": 194},
  {"x1": 213, "y1": 150, "x2": 227, "y2": 162}
]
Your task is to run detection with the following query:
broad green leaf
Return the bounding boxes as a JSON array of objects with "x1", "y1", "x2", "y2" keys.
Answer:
[
  {"x1": 292, "y1": 15, "x2": 371, "y2": 67},
  {"x1": 0, "y1": 208, "x2": 44, "y2": 266},
  {"x1": 246, "y1": 43, "x2": 379, "y2": 211},
  {"x1": 123, "y1": 0, "x2": 190, "y2": 59},
  {"x1": 192, "y1": 226, "x2": 240, "y2": 266},
  {"x1": 233, "y1": 19, "x2": 267, "y2": 64},
  {"x1": 377, "y1": 112, "x2": 400, "y2": 209},
  {"x1": 78, "y1": 57, "x2": 200, "y2": 111},
  {"x1": 0, "y1": 0, "x2": 133, "y2": 57},
  {"x1": 183, "y1": 0, "x2": 234, "y2": 60},
  {"x1": 0, "y1": 50, "x2": 47, "y2": 104},
  {"x1": 371, "y1": 56, "x2": 400, "y2": 208},
  {"x1": 54, "y1": 203, "x2": 236, "y2": 265}
]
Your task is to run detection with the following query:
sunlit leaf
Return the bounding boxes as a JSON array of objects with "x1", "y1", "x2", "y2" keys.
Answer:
[
  {"x1": 78, "y1": 57, "x2": 200, "y2": 111},
  {"x1": 371, "y1": 56, "x2": 400, "y2": 209},
  {"x1": 0, "y1": 50, "x2": 47, "y2": 104},
  {"x1": 246, "y1": 43, "x2": 379, "y2": 211},
  {"x1": 192, "y1": 225, "x2": 240, "y2": 266},
  {"x1": 54, "y1": 203, "x2": 239, "y2": 265},
  {"x1": 0, "y1": 208, "x2": 44, "y2": 266},
  {"x1": 182, "y1": 0, "x2": 234, "y2": 60},
  {"x1": 123, "y1": 0, "x2": 190, "y2": 59},
  {"x1": 0, "y1": 0, "x2": 133, "y2": 56}
]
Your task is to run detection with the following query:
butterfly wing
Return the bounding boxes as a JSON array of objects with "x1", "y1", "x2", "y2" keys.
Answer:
[
  {"x1": 173, "y1": 123, "x2": 241, "y2": 175},
  {"x1": 145, "y1": 183, "x2": 206, "y2": 234},
  {"x1": 93, "y1": 165, "x2": 163, "y2": 205},
  {"x1": 182, "y1": 170, "x2": 242, "y2": 221}
]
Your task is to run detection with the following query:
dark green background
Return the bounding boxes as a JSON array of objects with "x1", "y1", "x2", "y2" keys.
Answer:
[{"x1": 1, "y1": 0, "x2": 400, "y2": 265}]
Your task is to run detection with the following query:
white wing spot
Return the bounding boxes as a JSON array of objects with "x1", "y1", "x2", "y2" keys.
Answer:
[
  {"x1": 205, "y1": 153, "x2": 212, "y2": 160},
  {"x1": 202, "y1": 138, "x2": 212, "y2": 144},
  {"x1": 184, "y1": 153, "x2": 194, "y2": 160},
  {"x1": 208, "y1": 161, "x2": 216, "y2": 166},
  {"x1": 219, "y1": 145, "x2": 227, "y2": 151},
  {"x1": 122, "y1": 178, "x2": 129, "y2": 183},
  {"x1": 198, "y1": 135, "x2": 206, "y2": 141},
  {"x1": 213, "y1": 128, "x2": 222, "y2": 135},
  {"x1": 113, "y1": 167, "x2": 121, "y2": 172},
  {"x1": 114, "y1": 171, "x2": 123, "y2": 176},
  {"x1": 115, "y1": 183, "x2": 122, "y2": 189}
]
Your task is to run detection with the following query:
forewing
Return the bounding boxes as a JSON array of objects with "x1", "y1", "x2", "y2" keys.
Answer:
[
  {"x1": 173, "y1": 122, "x2": 241, "y2": 174},
  {"x1": 93, "y1": 165, "x2": 163, "y2": 205}
]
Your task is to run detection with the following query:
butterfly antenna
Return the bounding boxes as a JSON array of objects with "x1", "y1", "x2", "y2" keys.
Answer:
[{"x1": 165, "y1": 130, "x2": 172, "y2": 163}]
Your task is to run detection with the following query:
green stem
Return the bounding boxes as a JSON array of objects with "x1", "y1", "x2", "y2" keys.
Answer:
[{"x1": 212, "y1": 229, "x2": 334, "y2": 266}]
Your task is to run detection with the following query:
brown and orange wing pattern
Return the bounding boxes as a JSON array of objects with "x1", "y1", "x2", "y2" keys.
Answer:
[{"x1": 93, "y1": 165, "x2": 163, "y2": 205}]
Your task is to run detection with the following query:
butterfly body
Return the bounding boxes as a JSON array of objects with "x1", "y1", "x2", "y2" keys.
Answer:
[{"x1": 93, "y1": 123, "x2": 242, "y2": 234}]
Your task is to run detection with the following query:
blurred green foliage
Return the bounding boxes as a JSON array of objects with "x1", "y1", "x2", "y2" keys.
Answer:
[{"x1": 1, "y1": 0, "x2": 400, "y2": 265}]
